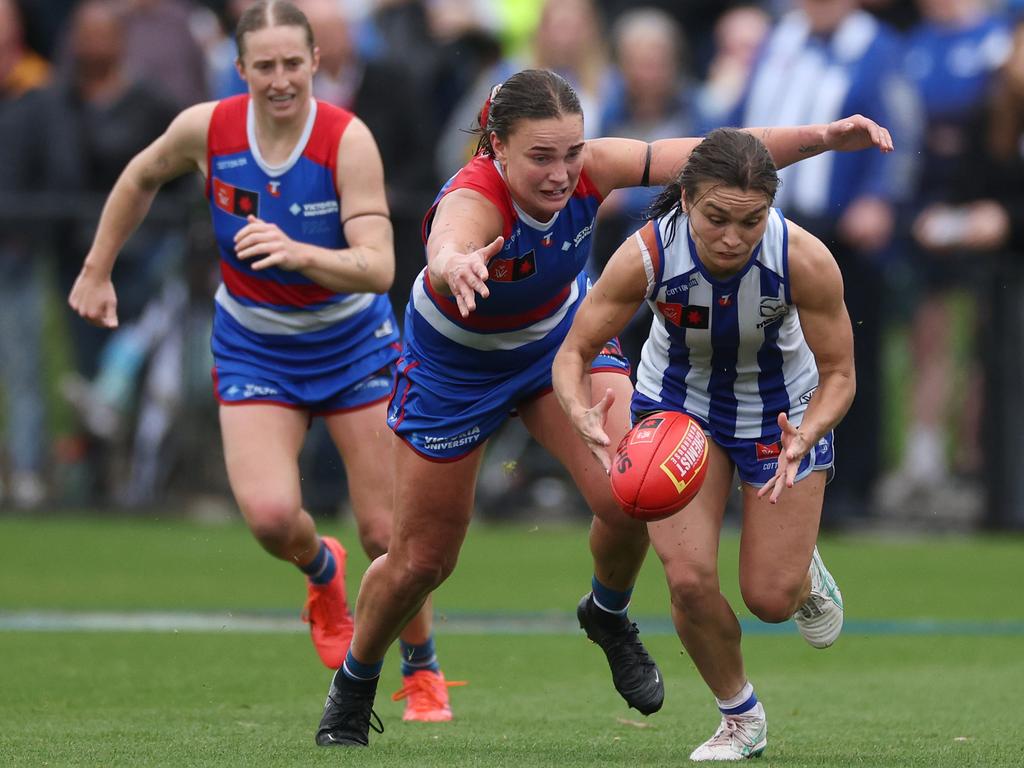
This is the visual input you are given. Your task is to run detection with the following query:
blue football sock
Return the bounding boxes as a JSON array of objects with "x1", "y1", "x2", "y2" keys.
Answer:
[
  {"x1": 300, "y1": 539, "x2": 336, "y2": 585},
  {"x1": 591, "y1": 575, "x2": 633, "y2": 615},
  {"x1": 400, "y1": 636, "x2": 440, "y2": 676},
  {"x1": 341, "y1": 650, "x2": 383, "y2": 682}
]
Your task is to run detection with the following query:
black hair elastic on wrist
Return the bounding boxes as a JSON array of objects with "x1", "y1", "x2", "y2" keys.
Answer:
[{"x1": 640, "y1": 143, "x2": 652, "y2": 187}]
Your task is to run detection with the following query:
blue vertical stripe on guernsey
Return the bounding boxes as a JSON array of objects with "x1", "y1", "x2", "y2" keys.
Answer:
[
  {"x1": 660, "y1": 223, "x2": 691, "y2": 408},
  {"x1": 692, "y1": 225, "x2": 740, "y2": 436},
  {"x1": 756, "y1": 262, "x2": 788, "y2": 437}
]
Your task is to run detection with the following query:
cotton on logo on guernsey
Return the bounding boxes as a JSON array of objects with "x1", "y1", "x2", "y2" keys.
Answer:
[{"x1": 659, "y1": 421, "x2": 707, "y2": 493}]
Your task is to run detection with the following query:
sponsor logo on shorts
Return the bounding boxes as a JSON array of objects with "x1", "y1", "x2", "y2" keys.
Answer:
[
  {"x1": 659, "y1": 421, "x2": 709, "y2": 492},
  {"x1": 226, "y1": 382, "x2": 280, "y2": 399},
  {"x1": 755, "y1": 441, "x2": 782, "y2": 460},
  {"x1": 423, "y1": 426, "x2": 481, "y2": 452}
]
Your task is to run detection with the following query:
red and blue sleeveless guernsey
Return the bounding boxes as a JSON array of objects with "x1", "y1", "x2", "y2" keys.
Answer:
[
  {"x1": 206, "y1": 96, "x2": 398, "y2": 406},
  {"x1": 406, "y1": 155, "x2": 603, "y2": 373}
]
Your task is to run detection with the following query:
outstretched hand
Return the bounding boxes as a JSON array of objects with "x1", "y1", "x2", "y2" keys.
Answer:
[
  {"x1": 825, "y1": 114, "x2": 894, "y2": 154},
  {"x1": 757, "y1": 412, "x2": 812, "y2": 505},
  {"x1": 444, "y1": 235, "x2": 504, "y2": 317},
  {"x1": 573, "y1": 388, "x2": 616, "y2": 474},
  {"x1": 68, "y1": 268, "x2": 118, "y2": 329},
  {"x1": 235, "y1": 215, "x2": 308, "y2": 271}
]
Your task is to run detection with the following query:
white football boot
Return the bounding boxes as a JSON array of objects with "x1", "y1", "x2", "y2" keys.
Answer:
[
  {"x1": 689, "y1": 702, "x2": 767, "y2": 761},
  {"x1": 793, "y1": 546, "x2": 844, "y2": 648}
]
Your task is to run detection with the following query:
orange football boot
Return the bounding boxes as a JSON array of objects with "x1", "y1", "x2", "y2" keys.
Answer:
[
  {"x1": 391, "y1": 670, "x2": 467, "y2": 722},
  {"x1": 302, "y1": 536, "x2": 354, "y2": 669}
]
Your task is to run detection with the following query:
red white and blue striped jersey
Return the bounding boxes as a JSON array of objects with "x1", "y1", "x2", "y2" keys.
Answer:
[
  {"x1": 406, "y1": 154, "x2": 603, "y2": 372},
  {"x1": 633, "y1": 208, "x2": 818, "y2": 440},
  {"x1": 206, "y1": 96, "x2": 397, "y2": 383}
]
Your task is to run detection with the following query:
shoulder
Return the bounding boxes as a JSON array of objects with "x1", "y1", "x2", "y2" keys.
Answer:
[
  {"x1": 785, "y1": 220, "x2": 842, "y2": 307},
  {"x1": 165, "y1": 101, "x2": 219, "y2": 153}
]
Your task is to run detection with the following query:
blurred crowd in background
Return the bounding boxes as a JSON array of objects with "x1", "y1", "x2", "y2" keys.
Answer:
[{"x1": 2, "y1": 0, "x2": 1024, "y2": 531}]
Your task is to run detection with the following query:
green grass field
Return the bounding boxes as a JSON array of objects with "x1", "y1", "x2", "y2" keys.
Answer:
[{"x1": 1, "y1": 516, "x2": 1022, "y2": 767}]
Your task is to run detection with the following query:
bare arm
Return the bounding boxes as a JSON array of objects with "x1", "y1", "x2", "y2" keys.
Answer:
[
  {"x1": 234, "y1": 117, "x2": 395, "y2": 294},
  {"x1": 584, "y1": 116, "x2": 894, "y2": 197},
  {"x1": 760, "y1": 221, "x2": 856, "y2": 503},
  {"x1": 68, "y1": 102, "x2": 213, "y2": 327},
  {"x1": 424, "y1": 188, "x2": 506, "y2": 317},
  {"x1": 553, "y1": 232, "x2": 649, "y2": 471}
]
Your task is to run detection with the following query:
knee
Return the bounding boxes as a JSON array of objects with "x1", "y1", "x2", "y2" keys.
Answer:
[
  {"x1": 391, "y1": 549, "x2": 456, "y2": 595},
  {"x1": 356, "y1": 517, "x2": 391, "y2": 560},
  {"x1": 238, "y1": 494, "x2": 299, "y2": 550},
  {"x1": 741, "y1": 582, "x2": 802, "y2": 624},
  {"x1": 665, "y1": 565, "x2": 720, "y2": 613}
]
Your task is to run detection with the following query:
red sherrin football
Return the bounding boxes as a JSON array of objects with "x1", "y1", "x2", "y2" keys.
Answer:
[{"x1": 610, "y1": 411, "x2": 709, "y2": 521}]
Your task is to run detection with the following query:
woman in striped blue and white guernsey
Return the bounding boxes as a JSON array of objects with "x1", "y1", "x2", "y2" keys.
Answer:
[
  {"x1": 314, "y1": 66, "x2": 894, "y2": 748},
  {"x1": 553, "y1": 128, "x2": 854, "y2": 761},
  {"x1": 66, "y1": 0, "x2": 456, "y2": 721}
]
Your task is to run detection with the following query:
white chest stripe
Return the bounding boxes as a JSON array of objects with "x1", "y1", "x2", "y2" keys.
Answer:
[
  {"x1": 215, "y1": 284, "x2": 373, "y2": 335},
  {"x1": 411, "y1": 269, "x2": 580, "y2": 351}
]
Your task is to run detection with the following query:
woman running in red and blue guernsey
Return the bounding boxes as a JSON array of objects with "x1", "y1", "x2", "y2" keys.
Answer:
[
  {"x1": 315, "y1": 68, "x2": 893, "y2": 746},
  {"x1": 67, "y1": 0, "x2": 455, "y2": 722}
]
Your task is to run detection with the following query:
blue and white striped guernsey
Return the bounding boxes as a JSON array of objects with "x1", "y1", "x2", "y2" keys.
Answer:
[{"x1": 632, "y1": 208, "x2": 819, "y2": 441}]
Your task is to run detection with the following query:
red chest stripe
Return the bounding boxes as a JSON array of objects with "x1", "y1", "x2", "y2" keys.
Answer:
[
  {"x1": 422, "y1": 273, "x2": 571, "y2": 332},
  {"x1": 221, "y1": 258, "x2": 336, "y2": 308}
]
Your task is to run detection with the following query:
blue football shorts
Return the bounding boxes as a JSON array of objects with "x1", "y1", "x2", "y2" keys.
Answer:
[
  {"x1": 389, "y1": 338, "x2": 631, "y2": 461},
  {"x1": 630, "y1": 403, "x2": 835, "y2": 487},
  {"x1": 213, "y1": 357, "x2": 396, "y2": 417}
]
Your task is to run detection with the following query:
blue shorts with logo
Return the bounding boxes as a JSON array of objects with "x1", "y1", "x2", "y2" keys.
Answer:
[
  {"x1": 389, "y1": 338, "x2": 630, "y2": 462},
  {"x1": 213, "y1": 354, "x2": 397, "y2": 417},
  {"x1": 630, "y1": 402, "x2": 835, "y2": 487}
]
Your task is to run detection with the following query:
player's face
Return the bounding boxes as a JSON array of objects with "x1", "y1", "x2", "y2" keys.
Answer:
[
  {"x1": 491, "y1": 113, "x2": 585, "y2": 221},
  {"x1": 237, "y1": 24, "x2": 318, "y2": 121},
  {"x1": 684, "y1": 183, "x2": 771, "y2": 279}
]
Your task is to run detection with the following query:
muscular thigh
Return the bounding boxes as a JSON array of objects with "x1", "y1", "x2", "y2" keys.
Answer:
[
  {"x1": 738, "y1": 470, "x2": 825, "y2": 595},
  {"x1": 219, "y1": 404, "x2": 309, "y2": 518},
  {"x1": 389, "y1": 441, "x2": 487, "y2": 573},
  {"x1": 518, "y1": 371, "x2": 633, "y2": 518},
  {"x1": 648, "y1": 440, "x2": 734, "y2": 578},
  {"x1": 324, "y1": 400, "x2": 395, "y2": 527}
]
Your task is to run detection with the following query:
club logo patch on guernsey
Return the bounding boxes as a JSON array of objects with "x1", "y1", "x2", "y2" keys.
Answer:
[
  {"x1": 490, "y1": 250, "x2": 537, "y2": 282},
  {"x1": 213, "y1": 178, "x2": 260, "y2": 218},
  {"x1": 630, "y1": 416, "x2": 665, "y2": 445},
  {"x1": 659, "y1": 420, "x2": 710, "y2": 492},
  {"x1": 755, "y1": 441, "x2": 782, "y2": 460},
  {"x1": 656, "y1": 302, "x2": 709, "y2": 329}
]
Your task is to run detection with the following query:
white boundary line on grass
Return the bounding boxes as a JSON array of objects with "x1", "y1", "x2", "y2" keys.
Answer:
[{"x1": 1, "y1": 611, "x2": 1023, "y2": 636}]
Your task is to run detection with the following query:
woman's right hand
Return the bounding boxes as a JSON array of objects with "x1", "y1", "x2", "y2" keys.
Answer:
[
  {"x1": 573, "y1": 388, "x2": 616, "y2": 474},
  {"x1": 68, "y1": 266, "x2": 119, "y2": 329},
  {"x1": 433, "y1": 235, "x2": 504, "y2": 317}
]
